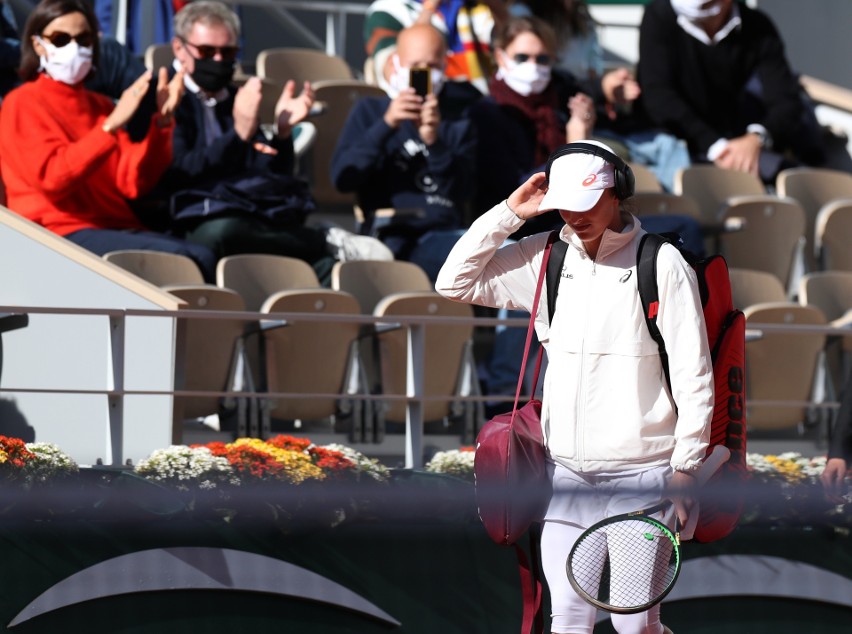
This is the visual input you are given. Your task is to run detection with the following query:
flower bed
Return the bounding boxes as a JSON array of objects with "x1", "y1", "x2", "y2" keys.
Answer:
[{"x1": 0, "y1": 435, "x2": 848, "y2": 530}]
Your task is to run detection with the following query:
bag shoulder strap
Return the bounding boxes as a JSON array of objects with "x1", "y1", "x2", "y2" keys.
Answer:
[
  {"x1": 637, "y1": 232, "x2": 673, "y2": 392},
  {"x1": 546, "y1": 238, "x2": 568, "y2": 325},
  {"x1": 511, "y1": 231, "x2": 559, "y2": 420}
]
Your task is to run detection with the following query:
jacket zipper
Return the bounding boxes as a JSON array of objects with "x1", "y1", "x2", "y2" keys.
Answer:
[{"x1": 576, "y1": 257, "x2": 597, "y2": 471}]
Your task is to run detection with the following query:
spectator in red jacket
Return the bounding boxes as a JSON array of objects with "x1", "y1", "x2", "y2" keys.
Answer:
[{"x1": 0, "y1": 0, "x2": 216, "y2": 280}]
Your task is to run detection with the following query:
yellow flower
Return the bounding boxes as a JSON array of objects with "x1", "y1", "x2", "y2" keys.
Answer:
[{"x1": 229, "y1": 438, "x2": 325, "y2": 483}]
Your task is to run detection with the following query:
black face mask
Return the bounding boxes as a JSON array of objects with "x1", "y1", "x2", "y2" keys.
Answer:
[{"x1": 191, "y1": 57, "x2": 235, "y2": 93}]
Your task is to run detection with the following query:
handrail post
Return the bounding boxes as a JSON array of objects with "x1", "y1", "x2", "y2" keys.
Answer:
[
  {"x1": 404, "y1": 322, "x2": 425, "y2": 469},
  {"x1": 325, "y1": 12, "x2": 336, "y2": 56},
  {"x1": 107, "y1": 313, "x2": 126, "y2": 466}
]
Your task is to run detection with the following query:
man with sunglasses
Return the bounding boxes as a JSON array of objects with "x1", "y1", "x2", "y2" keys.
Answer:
[{"x1": 152, "y1": 0, "x2": 364, "y2": 284}]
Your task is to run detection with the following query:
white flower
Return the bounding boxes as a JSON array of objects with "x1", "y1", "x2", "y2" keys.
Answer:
[
  {"x1": 135, "y1": 445, "x2": 235, "y2": 488},
  {"x1": 425, "y1": 449, "x2": 475, "y2": 479},
  {"x1": 23, "y1": 442, "x2": 78, "y2": 483},
  {"x1": 322, "y1": 444, "x2": 389, "y2": 482}
]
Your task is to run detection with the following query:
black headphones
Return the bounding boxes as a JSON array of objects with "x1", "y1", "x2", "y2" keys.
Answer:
[{"x1": 544, "y1": 142, "x2": 636, "y2": 201}]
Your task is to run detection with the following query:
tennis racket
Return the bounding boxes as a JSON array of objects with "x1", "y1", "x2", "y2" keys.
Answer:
[{"x1": 565, "y1": 446, "x2": 731, "y2": 613}]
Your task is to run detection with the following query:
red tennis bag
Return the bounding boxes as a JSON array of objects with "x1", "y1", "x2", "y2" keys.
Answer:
[
  {"x1": 637, "y1": 233, "x2": 748, "y2": 543},
  {"x1": 474, "y1": 233, "x2": 556, "y2": 546}
]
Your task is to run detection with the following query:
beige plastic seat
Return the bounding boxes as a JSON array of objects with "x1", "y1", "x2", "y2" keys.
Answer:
[
  {"x1": 373, "y1": 291, "x2": 478, "y2": 441},
  {"x1": 628, "y1": 192, "x2": 701, "y2": 219},
  {"x1": 331, "y1": 259, "x2": 433, "y2": 314},
  {"x1": 259, "y1": 289, "x2": 365, "y2": 439},
  {"x1": 728, "y1": 268, "x2": 787, "y2": 309},
  {"x1": 674, "y1": 164, "x2": 766, "y2": 226},
  {"x1": 628, "y1": 162, "x2": 663, "y2": 193},
  {"x1": 777, "y1": 167, "x2": 852, "y2": 270},
  {"x1": 798, "y1": 271, "x2": 852, "y2": 322},
  {"x1": 744, "y1": 302, "x2": 827, "y2": 430},
  {"x1": 798, "y1": 271, "x2": 852, "y2": 393},
  {"x1": 217, "y1": 254, "x2": 320, "y2": 312},
  {"x1": 103, "y1": 250, "x2": 205, "y2": 286},
  {"x1": 331, "y1": 259, "x2": 436, "y2": 438},
  {"x1": 815, "y1": 198, "x2": 852, "y2": 271},
  {"x1": 308, "y1": 80, "x2": 387, "y2": 209},
  {"x1": 717, "y1": 195, "x2": 805, "y2": 291},
  {"x1": 167, "y1": 285, "x2": 254, "y2": 436},
  {"x1": 256, "y1": 47, "x2": 353, "y2": 87}
]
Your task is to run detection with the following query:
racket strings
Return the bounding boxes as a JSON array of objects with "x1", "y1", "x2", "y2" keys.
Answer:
[{"x1": 570, "y1": 518, "x2": 678, "y2": 611}]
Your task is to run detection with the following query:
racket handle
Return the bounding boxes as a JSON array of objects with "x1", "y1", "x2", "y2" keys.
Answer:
[
  {"x1": 694, "y1": 445, "x2": 731, "y2": 487},
  {"x1": 680, "y1": 445, "x2": 731, "y2": 541}
]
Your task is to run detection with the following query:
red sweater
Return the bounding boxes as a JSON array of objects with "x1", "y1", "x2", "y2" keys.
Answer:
[{"x1": 0, "y1": 74, "x2": 173, "y2": 236}]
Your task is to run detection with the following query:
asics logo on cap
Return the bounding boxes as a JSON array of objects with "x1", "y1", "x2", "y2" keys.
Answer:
[{"x1": 582, "y1": 174, "x2": 597, "y2": 186}]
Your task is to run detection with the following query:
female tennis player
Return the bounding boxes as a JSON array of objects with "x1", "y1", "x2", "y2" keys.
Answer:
[{"x1": 436, "y1": 140, "x2": 713, "y2": 633}]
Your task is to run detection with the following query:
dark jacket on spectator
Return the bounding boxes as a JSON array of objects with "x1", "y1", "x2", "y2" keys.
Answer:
[
  {"x1": 637, "y1": 0, "x2": 823, "y2": 165},
  {"x1": 331, "y1": 94, "x2": 476, "y2": 240}
]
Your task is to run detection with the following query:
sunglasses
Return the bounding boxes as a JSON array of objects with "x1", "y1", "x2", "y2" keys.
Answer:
[
  {"x1": 181, "y1": 38, "x2": 239, "y2": 61},
  {"x1": 512, "y1": 53, "x2": 552, "y2": 65},
  {"x1": 41, "y1": 31, "x2": 94, "y2": 48}
]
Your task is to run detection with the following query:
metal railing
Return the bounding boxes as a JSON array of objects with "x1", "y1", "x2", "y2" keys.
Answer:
[{"x1": 0, "y1": 303, "x2": 847, "y2": 469}]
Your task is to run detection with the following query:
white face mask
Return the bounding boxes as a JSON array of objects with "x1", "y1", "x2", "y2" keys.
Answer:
[
  {"x1": 498, "y1": 57, "x2": 551, "y2": 97},
  {"x1": 37, "y1": 37, "x2": 93, "y2": 86},
  {"x1": 380, "y1": 55, "x2": 445, "y2": 99},
  {"x1": 670, "y1": 0, "x2": 724, "y2": 20}
]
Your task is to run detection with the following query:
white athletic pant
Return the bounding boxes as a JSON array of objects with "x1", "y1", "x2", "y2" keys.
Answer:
[
  {"x1": 542, "y1": 520, "x2": 665, "y2": 634},
  {"x1": 541, "y1": 461, "x2": 673, "y2": 634}
]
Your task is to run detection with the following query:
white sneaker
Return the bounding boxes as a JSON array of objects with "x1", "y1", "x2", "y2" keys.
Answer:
[{"x1": 325, "y1": 226, "x2": 394, "y2": 261}]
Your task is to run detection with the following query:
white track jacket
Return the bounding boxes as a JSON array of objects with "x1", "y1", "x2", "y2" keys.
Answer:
[{"x1": 436, "y1": 201, "x2": 713, "y2": 474}]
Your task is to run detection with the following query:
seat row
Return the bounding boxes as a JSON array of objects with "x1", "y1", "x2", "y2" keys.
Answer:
[
  {"x1": 673, "y1": 164, "x2": 852, "y2": 278},
  {"x1": 730, "y1": 267, "x2": 852, "y2": 440},
  {"x1": 102, "y1": 251, "x2": 481, "y2": 445}
]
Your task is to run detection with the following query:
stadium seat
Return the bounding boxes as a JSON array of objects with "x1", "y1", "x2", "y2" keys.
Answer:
[
  {"x1": 259, "y1": 289, "x2": 365, "y2": 440},
  {"x1": 744, "y1": 302, "x2": 827, "y2": 431},
  {"x1": 307, "y1": 80, "x2": 387, "y2": 209},
  {"x1": 331, "y1": 259, "x2": 433, "y2": 314},
  {"x1": 216, "y1": 253, "x2": 320, "y2": 312},
  {"x1": 103, "y1": 250, "x2": 206, "y2": 286},
  {"x1": 777, "y1": 167, "x2": 852, "y2": 271},
  {"x1": 798, "y1": 271, "x2": 852, "y2": 393},
  {"x1": 717, "y1": 195, "x2": 806, "y2": 293},
  {"x1": 629, "y1": 192, "x2": 701, "y2": 219},
  {"x1": 256, "y1": 47, "x2": 353, "y2": 87},
  {"x1": 372, "y1": 291, "x2": 479, "y2": 443},
  {"x1": 628, "y1": 162, "x2": 664, "y2": 193},
  {"x1": 814, "y1": 198, "x2": 852, "y2": 271},
  {"x1": 728, "y1": 268, "x2": 787, "y2": 309},
  {"x1": 674, "y1": 164, "x2": 766, "y2": 225},
  {"x1": 166, "y1": 285, "x2": 255, "y2": 436}
]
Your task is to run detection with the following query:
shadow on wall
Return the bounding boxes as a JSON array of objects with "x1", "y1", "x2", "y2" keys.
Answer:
[{"x1": 0, "y1": 398, "x2": 34, "y2": 442}]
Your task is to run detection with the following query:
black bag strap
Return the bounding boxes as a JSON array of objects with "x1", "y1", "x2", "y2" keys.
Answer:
[
  {"x1": 546, "y1": 237, "x2": 568, "y2": 325},
  {"x1": 637, "y1": 232, "x2": 672, "y2": 392}
]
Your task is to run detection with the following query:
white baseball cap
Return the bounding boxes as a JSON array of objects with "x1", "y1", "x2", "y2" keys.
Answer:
[
  {"x1": 670, "y1": 0, "x2": 725, "y2": 20},
  {"x1": 538, "y1": 140, "x2": 618, "y2": 213}
]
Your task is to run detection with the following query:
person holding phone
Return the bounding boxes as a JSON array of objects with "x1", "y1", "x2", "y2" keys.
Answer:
[{"x1": 332, "y1": 22, "x2": 476, "y2": 264}]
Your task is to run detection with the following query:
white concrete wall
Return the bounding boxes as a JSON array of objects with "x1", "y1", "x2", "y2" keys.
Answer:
[{"x1": 0, "y1": 208, "x2": 183, "y2": 466}]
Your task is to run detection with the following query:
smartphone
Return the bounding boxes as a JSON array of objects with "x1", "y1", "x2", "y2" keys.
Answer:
[{"x1": 409, "y1": 67, "x2": 431, "y2": 97}]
